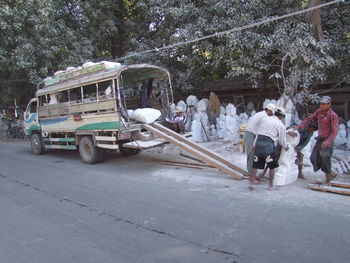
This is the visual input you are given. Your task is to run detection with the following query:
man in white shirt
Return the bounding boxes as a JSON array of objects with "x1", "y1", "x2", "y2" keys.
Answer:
[
  {"x1": 249, "y1": 107, "x2": 289, "y2": 190},
  {"x1": 243, "y1": 103, "x2": 276, "y2": 176}
]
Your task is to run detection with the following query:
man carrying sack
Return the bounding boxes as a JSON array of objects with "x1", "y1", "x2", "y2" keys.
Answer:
[{"x1": 243, "y1": 103, "x2": 276, "y2": 176}]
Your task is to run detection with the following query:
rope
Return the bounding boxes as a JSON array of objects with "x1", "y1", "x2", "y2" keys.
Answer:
[{"x1": 115, "y1": 0, "x2": 346, "y2": 61}]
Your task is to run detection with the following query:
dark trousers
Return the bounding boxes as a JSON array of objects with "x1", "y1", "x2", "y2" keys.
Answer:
[{"x1": 310, "y1": 140, "x2": 333, "y2": 174}]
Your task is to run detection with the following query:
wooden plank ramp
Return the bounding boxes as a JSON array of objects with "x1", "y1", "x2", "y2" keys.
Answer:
[
  {"x1": 143, "y1": 123, "x2": 245, "y2": 180},
  {"x1": 152, "y1": 122, "x2": 249, "y2": 176},
  {"x1": 308, "y1": 184, "x2": 350, "y2": 196},
  {"x1": 330, "y1": 181, "x2": 350, "y2": 189}
]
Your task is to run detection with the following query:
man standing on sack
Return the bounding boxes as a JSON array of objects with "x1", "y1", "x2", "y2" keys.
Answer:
[
  {"x1": 294, "y1": 96, "x2": 339, "y2": 184},
  {"x1": 243, "y1": 103, "x2": 276, "y2": 177}
]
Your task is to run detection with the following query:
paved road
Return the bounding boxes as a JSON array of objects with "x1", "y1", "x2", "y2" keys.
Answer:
[{"x1": 0, "y1": 140, "x2": 349, "y2": 263}]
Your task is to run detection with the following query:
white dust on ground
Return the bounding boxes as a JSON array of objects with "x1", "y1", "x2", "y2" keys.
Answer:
[
  {"x1": 143, "y1": 140, "x2": 350, "y2": 209},
  {"x1": 4, "y1": 137, "x2": 350, "y2": 208}
]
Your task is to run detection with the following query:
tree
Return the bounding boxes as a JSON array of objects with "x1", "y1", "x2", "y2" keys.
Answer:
[
  {"x1": 129, "y1": 0, "x2": 349, "y2": 100},
  {"x1": 0, "y1": 0, "x2": 93, "y2": 106},
  {"x1": 80, "y1": 0, "x2": 141, "y2": 59},
  {"x1": 308, "y1": 0, "x2": 324, "y2": 41},
  {"x1": 0, "y1": 0, "x2": 348, "y2": 107}
]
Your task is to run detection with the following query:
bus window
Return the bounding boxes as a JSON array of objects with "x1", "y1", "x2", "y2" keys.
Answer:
[
  {"x1": 39, "y1": 95, "x2": 48, "y2": 106},
  {"x1": 25, "y1": 100, "x2": 37, "y2": 120},
  {"x1": 98, "y1": 80, "x2": 113, "y2": 100},
  {"x1": 69, "y1": 87, "x2": 82, "y2": 104},
  {"x1": 57, "y1": 90, "x2": 69, "y2": 103},
  {"x1": 30, "y1": 101, "x2": 37, "y2": 113},
  {"x1": 83, "y1": 84, "x2": 97, "y2": 102},
  {"x1": 49, "y1": 93, "x2": 58, "y2": 104}
]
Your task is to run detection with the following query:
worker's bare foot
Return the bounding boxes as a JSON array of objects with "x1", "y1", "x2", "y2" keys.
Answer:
[
  {"x1": 298, "y1": 173, "x2": 305, "y2": 180},
  {"x1": 250, "y1": 180, "x2": 261, "y2": 185},
  {"x1": 330, "y1": 172, "x2": 337, "y2": 181},
  {"x1": 258, "y1": 172, "x2": 266, "y2": 178},
  {"x1": 268, "y1": 186, "x2": 279, "y2": 191},
  {"x1": 325, "y1": 173, "x2": 337, "y2": 185},
  {"x1": 255, "y1": 175, "x2": 266, "y2": 181},
  {"x1": 248, "y1": 180, "x2": 260, "y2": 190}
]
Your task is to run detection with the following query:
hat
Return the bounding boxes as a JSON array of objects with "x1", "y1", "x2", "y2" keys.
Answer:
[
  {"x1": 265, "y1": 103, "x2": 276, "y2": 113},
  {"x1": 175, "y1": 107, "x2": 183, "y2": 113},
  {"x1": 320, "y1": 96, "x2": 331, "y2": 104},
  {"x1": 275, "y1": 107, "x2": 286, "y2": 116}
]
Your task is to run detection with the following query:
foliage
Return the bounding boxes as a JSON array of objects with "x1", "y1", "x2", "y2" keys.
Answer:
[
  {"x1": 0, "y1": 0, "x2": 93, "y2": 106},
  {"x1": 0, "y1": 0, "x2": 349, "y2": 108},
  {"x1": 79, "y1": 0, "x2": 140, "y2": 59},
  {"x1": 123, "y1": 0, "x2": 349, "y2": 101}
]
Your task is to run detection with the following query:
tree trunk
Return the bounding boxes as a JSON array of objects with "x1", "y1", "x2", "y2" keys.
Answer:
[
  {"x1": 111, "y1": 0, "x2": 125, "y2": 59},
  {"x1": 308, "y1": 0, "x2": 324, "y2": 41}
]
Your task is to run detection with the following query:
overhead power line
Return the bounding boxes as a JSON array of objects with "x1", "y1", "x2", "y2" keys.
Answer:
[{"x1": 115, "y1": 0, "x2": 347, "y2": 62}]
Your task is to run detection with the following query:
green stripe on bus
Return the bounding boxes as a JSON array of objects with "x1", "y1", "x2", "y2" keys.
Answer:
[
  {"x1": 44, "y1": 138, "x2": 75, "y2": 142},
  {"x1": 27, "y1": 125, "x2": 40, "y2": 135},
  {"x1": 76, "y1": 121, "x2": 120, "y2": 131},
  {"x1": 45, "y1": 145, "x2": 77, "y2": 150}
]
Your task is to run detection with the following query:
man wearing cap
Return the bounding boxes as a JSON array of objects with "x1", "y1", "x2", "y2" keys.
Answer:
[
  {"x1": 249, "y1": 107, "x2": 289, "y2": 190},
  {"x1": 243, "y1": 103, "x2": 276, "y2": 176},
  {"x1": 295, "y1": 96, "x2": 338, "y2": 184}
]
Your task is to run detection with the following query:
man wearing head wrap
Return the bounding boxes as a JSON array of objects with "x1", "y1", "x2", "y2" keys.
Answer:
[
  {"x1": 295, "y1": 96, "x2": 339, "y2": 184},
  {"x1": 250, "y1": 107, "x2": 289, "y2": 190},
  {"x1": 243, "y1": 103, "x2": 276, "y2": 177}
]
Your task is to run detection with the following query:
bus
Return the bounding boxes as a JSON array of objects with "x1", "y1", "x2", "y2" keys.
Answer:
[{"x1": 23, "y1": 61, "x2": 174, "y2": 164}]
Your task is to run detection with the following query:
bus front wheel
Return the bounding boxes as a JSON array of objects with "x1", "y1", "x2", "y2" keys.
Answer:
[{"x1": 31, "y1": 133, "x2": 45, "y2": 155}]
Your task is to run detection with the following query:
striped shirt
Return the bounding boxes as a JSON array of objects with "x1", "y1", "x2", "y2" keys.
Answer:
[
  {"x1": 299, "y1": 108, "x2": 338, "y2": 147},
  {"x1": 246, "y1": 111, "x2": 268, "y2": 135},
  {"x1": 256, "y1": 115, "x2": 287, "y2": 147}
]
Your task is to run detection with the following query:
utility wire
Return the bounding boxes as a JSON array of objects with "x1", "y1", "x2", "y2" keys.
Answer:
[{"x1": 115, "y1": 0, "x2": 347, "y2": 61}]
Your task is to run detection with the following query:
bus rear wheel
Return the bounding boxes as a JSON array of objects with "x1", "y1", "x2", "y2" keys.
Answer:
[{"x1": 79, "y1": 136, "x2": 99, "y2": 164}]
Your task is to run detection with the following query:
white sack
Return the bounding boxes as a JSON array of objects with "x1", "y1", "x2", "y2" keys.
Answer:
[
  {"x1": 274, "y1": 130, "x2": 300, "y2": 186},
  {"x1": 334, "y1": 124, "x2": 347, "y2": 147},
  {"x1": 226, "y1": 103, "x2": 236, "y2": 116},
  {"x1": 217, "y1": 114, "x2": 226, "y2": 139},
  {"x1": 191, "y1": 113, "x2": 204, "y2": 142},
  {"x1": 176, "y1": 100, "x2": 187, "y2": 112},
  {"x1": 186, "y1": 95, "x2": 198, "y2": 107},
  {"x1": 127, "y1": 109, "x2": 135, "y2": 120},
  {"x1": 197, "y1": 99, "x2": 207, "y2": 111},
  {"x1": 220, "y1": 106, "x2": 226, "y2": 115},
  {"x1": 169, "y1": 103, "x2": 176, "y2": 116},
  {"x1": 133, "y1": 108, "x2": 161, "y2": 124},
  {"x1": 82, "y1": 61, "x2": 95, "y2": 68},
  {"x1": 101, "y1": 61, "x2": 121, "y2": 69}
]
